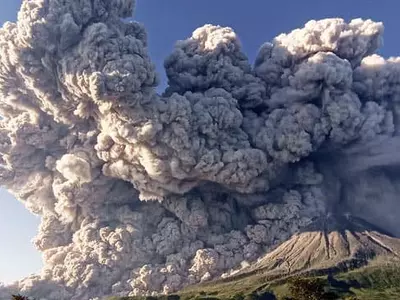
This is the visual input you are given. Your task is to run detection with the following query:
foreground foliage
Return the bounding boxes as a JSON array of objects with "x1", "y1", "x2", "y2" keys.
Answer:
[{"x1": 11, "y1": 295, "x2": 30, "y2": 300}]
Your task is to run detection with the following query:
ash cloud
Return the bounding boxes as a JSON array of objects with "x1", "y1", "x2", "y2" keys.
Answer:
[{"x1": 0, "y1": 0, "x2": 399, "y2": 299}]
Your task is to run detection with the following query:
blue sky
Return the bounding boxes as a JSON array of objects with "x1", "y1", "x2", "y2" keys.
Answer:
[{"x1": 0, "y1": 0, "x2": 399, "y2": 284}]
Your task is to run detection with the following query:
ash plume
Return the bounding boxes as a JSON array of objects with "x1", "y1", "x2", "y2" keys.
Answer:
[{"x1": 0, "y1": 1, "x2": 399, "y2": 299}]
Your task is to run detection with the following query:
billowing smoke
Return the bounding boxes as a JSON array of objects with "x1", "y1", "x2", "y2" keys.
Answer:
[{"x1": 0, "y1": 1, "x2": 399, "y2": 299}]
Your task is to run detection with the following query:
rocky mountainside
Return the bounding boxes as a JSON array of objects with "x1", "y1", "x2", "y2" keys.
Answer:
[{"x1": 237, "y1": 214, "x2": 400, "y2": 278}]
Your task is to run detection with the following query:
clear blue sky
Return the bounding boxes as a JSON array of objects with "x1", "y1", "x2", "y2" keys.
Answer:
[{"x1": 0, "y1": 0, "x2": 399, "y2": 284}]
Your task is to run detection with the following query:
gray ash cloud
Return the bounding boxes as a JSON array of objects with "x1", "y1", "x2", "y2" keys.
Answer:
[{"x1": 0, "y1": 1, "x2": 399, "y2": 299}]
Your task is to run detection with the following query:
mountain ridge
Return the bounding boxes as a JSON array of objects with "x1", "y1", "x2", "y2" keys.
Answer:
[{"x1": 236, "y1": 214, "x2": 400, "y2": 279}]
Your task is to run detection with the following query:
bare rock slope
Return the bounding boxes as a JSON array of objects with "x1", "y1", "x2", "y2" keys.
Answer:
[{"x1": 239, "y1": 215, "x2": 400, "y2": 278}]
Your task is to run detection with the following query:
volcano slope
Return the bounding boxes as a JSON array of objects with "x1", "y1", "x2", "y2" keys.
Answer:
[
  {"x1": 241, "y1": 214, "x2": 400, "y2": 277},
  {"x1": 173, "y1": 214, "x2": 400, "y2": 300}
]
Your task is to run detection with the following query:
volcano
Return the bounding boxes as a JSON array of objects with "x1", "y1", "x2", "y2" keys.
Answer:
[{"x1": 237, "y1": 214, "x2": 400, "y2": 278}]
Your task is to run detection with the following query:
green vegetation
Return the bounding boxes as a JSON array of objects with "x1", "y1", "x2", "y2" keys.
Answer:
[
  {"x1": 11, "y1": 295, "x2": 30, "y2": 300},
  {"x1": 286, "y1": 277, "x2": 333, "y2": 299}
]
